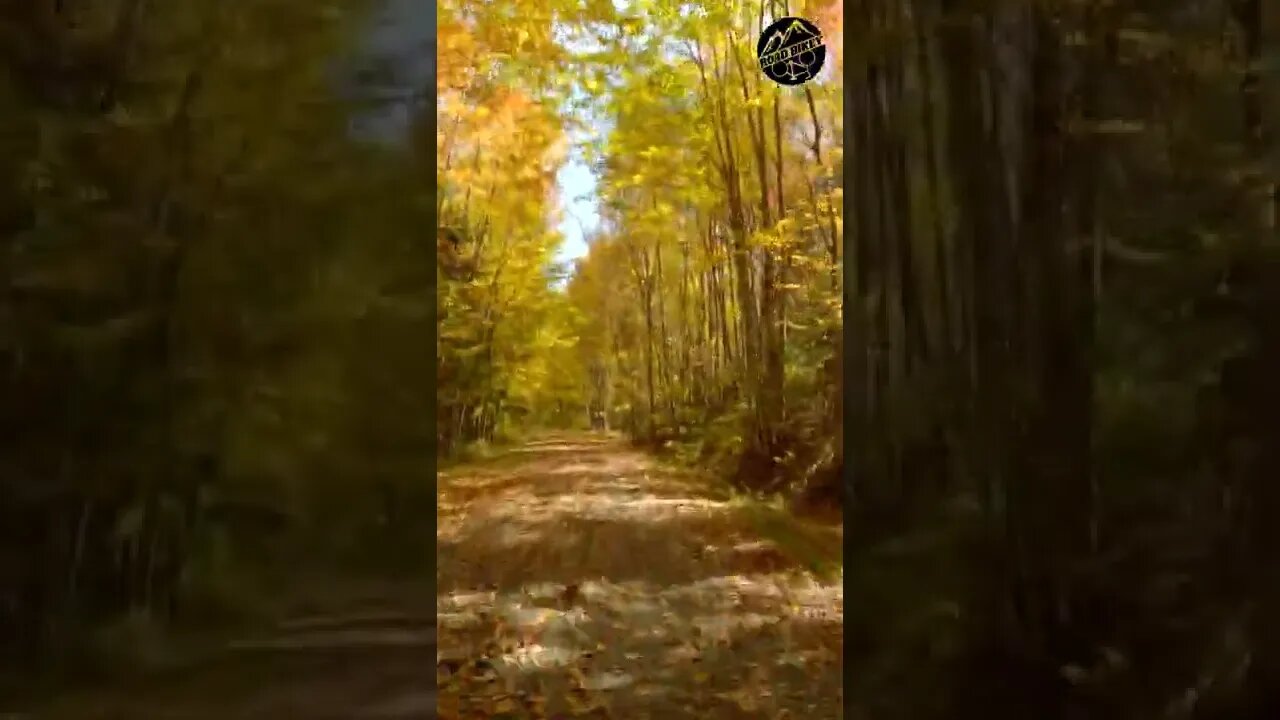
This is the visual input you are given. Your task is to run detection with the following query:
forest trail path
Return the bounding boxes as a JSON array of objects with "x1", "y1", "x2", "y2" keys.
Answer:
[
  {"x1": 23, "y1": 433, "x2": 842, "y2": 719},
  {"x1": 436, "y1": 432, "x2": 842, "y2": 718}
]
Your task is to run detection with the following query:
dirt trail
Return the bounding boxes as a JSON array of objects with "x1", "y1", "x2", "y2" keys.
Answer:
[
  {"x1": 437, "y1": 433, "x2": 843, "y2": 719},
  {"x1": 20, "y1": 433, "x2": 842, "y2": 719}
]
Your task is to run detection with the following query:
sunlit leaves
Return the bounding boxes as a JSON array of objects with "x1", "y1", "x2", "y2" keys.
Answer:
[
  {"x1": 437, "y1": 0, "x2": 843, "y2": 447},
  {"x1": 436, "y1": 0, "x2": 578, "y2": 442},
  {"x1": 560, "y1": 0, "x2": 844, "y2": 448}
]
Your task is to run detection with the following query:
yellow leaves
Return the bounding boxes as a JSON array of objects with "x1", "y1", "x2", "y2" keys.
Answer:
[
  {"x1": 618, "y1": 16, "x2": 644, "y2": 34},
  {"x1": 439, "y1": 83, "x2": 563, "y2": 232},
  {"x1": 437, "y1": 18, "x2": 481, "y2": 94},
  {"x1": 441, "y1": 0, "x2": 847, "y2": 441},
  {"x1": 750, "y1": 228, "x2": 786, "y2": 251}
]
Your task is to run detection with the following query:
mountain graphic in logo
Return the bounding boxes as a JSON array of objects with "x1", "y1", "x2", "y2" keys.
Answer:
[
  {"x1": 756, "y1": 16, "x2": 825, "y2": 86},
  {"x1": 759, "y1": 19, "x2": 818, "y2": 56}
]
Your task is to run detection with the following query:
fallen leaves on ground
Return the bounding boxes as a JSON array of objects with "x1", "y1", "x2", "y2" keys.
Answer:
[{"x1": 437, "y1": 435, "x2": 843, "y2": 719}]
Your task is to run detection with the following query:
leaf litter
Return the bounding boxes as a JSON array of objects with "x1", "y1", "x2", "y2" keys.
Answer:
[{"x1": 437, "y1": 435, "x2": 843, "y2": 719}]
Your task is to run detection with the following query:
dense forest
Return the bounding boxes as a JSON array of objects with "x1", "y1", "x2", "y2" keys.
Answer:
[
  {"x1": 833, "y1": 1, "x2": 1280, "y2": 719},
  {"x1": 0, "y1": 0, "x2": 438, "y2": 677},
  {"x1": 4, "y1": 0, "x2": 1280, "y2": 718},
  {"x1": 437, "y1": 0, "x2": 844, "y2": 498}
]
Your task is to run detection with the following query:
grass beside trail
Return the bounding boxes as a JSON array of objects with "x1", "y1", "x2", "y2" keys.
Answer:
[
  {"x1": 729, "y1": 495, "x2": 844, "y2": 582},
  {"x1": 648, "y1": 446, "x2": 844, "y2": 581}
]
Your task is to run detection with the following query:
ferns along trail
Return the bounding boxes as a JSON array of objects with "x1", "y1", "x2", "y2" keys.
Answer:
[{"x1": 5, "y1": 0, "x2": 1280, "y2": 719}]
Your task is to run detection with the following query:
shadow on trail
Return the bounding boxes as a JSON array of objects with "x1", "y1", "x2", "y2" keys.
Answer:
[
  {"x1": 439, "y1": 508, "x2": 782, "y2": 590},
  {"x1": 436, "y1": 432, "x2": 843, "y2": 719},
  {"x1": 439, "y1": 436, "x2": 730, "y2": 498}
]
